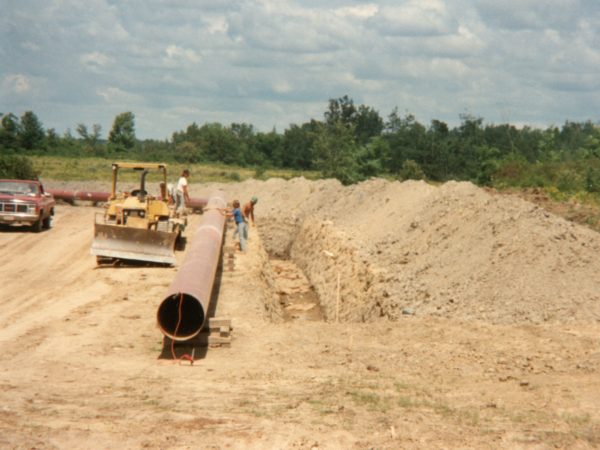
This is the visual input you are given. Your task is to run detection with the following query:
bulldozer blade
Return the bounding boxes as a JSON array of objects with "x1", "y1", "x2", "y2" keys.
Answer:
[{"x1": 91, "y1": 223, "x2": 178, "y2": 265}]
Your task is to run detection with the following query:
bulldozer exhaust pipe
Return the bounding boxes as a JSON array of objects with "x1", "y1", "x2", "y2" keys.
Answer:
[{"x1": 156, "y1": 191, "x2": 227, "y2": 341}]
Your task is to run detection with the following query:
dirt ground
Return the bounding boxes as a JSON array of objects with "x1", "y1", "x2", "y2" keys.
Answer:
[{"x1": 1, "y1": 177, "x2": 600, "y2": 449}]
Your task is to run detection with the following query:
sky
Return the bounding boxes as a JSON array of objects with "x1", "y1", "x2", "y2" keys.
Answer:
[{"x1": 2, "y1": 0, "x2": 599, "y2": 140}]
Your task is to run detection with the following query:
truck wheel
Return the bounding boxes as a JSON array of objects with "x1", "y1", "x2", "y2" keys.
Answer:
[
  {"x1": 32, "y1": 214, "x2": 43, "y2": 232},
  {"x1": 42, "y1": 215, "x2": 52, "y2": 229}
]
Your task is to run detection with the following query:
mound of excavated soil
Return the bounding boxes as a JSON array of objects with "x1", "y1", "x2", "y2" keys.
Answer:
[{"x1": 198, "y1": 178, "x2": 600, "y2": 325}]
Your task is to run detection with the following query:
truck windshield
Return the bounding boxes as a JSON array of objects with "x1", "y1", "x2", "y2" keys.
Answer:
[{"x1": 0, "y1": 181, "x2": 38, "y2": 195}]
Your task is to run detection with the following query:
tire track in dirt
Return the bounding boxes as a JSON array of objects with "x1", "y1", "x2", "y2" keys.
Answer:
[{"x1": 0, "y1": 206, "x2": 102, "y2": 339}]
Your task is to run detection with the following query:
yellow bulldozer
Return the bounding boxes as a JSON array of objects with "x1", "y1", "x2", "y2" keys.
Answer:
[{"x1": 91, "y1": 162, "x2": 186, "y2": 266}]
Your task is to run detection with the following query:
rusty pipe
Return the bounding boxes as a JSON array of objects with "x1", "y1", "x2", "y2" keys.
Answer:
[
  {"x1": 185, "y1": 197, "x2": 208, "y2": 210},
  {"x1": 47, "y1": 189, "x2": 207, "y2": 209},
  {"x1": 47, "y1": 189, "x2": 110, "y2": 203},
  {"x1": 157, "y1": 191, "x2": 227, "y2": 341}
]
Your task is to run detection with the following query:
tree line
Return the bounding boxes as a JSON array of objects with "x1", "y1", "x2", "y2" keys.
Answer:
[{"x1": 2, "y1": 96, "x2": 600, "y2": 194}]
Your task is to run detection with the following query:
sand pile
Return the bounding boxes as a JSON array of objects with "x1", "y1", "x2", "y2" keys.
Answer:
[{"x1": 198, "y1": 177, "x2": 600, "y2": 325}]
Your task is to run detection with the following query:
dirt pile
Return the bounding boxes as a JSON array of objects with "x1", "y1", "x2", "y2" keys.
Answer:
[{"x1": 195, "y1": 177, "x2": 600, "y2": 325}]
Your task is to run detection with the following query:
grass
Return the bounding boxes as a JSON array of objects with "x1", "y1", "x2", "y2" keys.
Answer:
[
  {"x1": 30, "y1": 155, "x2": 319, "y2": 183},
  {"x1": 488, "y1": 185, "x2": 600, "y2": 233}
]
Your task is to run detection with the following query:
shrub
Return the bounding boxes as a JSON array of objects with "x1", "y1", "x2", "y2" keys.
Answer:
[
  {"x1": 0, "y1": 154, "x2": 38, "y2": 179},
  {"x1": 585, "y1": 167, "x2": 600, "y2": 193},
  {"x1": 226, "y1": 171, "x2": 241, "y2": 181},
  {"x1": 556, "y1": 169, "x2": 582, "y2": 192},
  {"x1": 399, "y1": 159, "x2": 425, "y2": 181},
  {"x1": 254, "y1": 165, "x2": 267, "y2": 179}
]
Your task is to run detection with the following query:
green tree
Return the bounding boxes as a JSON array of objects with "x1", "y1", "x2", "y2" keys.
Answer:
[
  {"x1": 174, "y1": 141, "x2": 201, "y2": 163},
  {"x1": 313, "y1": 121, "x2": 360, "y2": 185},
  {"x1": 325, "y1": 95, "x2": 356, "y2": 128},
  {"x1": 399, "y1": 159, "x2": 425, "y2": 181},
  {"x1": 202, "y1": 123, "x2": 240, "y2": 164},
  {"x1": 108, "y1": 112, "x2": 136, "y2": 151},
  {"x1": 384, "y1": 113, "x2": 426, "y2": 174},
  {"x1": 230, "y1": 122, "x2": 255, "y2": 164},
  {"x1": 76, "y1": 123, "x2": 102, "y2": 152},
  {"x1": 423, "y1": 119, "x2": 450, "y2": 180},
  {"x1": 282, "y1": 121, "x2": 318, "y2": 170},
  {"x1": 45, "y1": 128, "x2": 59, "y2": 149},
  {"x1": 356, "y1": 137, "x2": 388, "y2": 178},
  {"x1": 0, "y1": 113, "x2": 20, "y2": 150},
  {"x1": 254, "y1": 129, "x2": 283, "y2": 167},
  {"x1": 76, "y1": 123, "x2": 102, "y2": 150},
  {"x1": 0, "y1": 154, "x2": 38, "y2": 179},
  {"x1": 354, "y1": 104, "x2": 384, "y2": 145},
  {"x1": 18, "y1": 111, "x2": 45, "y2": 150},
  {"x1": 585, "y1": 166, "x2": 600, "y2": 193}
]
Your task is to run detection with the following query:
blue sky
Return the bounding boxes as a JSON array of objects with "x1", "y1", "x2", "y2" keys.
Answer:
[{"x1": 2, "y1": 0, "x2": 599, "y2": 139}]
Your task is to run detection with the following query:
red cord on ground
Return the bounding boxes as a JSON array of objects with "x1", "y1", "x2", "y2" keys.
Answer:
[{"x1": 170, "y1": 293, "x2": 194, "y2": 365}]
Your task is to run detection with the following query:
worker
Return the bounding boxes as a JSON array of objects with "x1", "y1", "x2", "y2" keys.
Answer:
[
  {"x1": 175, "y1": 169, "x2": 190, "y2": 217},
  {"x1": 164, "y1": 182, "x2": 175, "y2": 205},
  {"x1": 242, "y1": 196, "x2": 258, "y2": 226},
  {"x1": 219, "y1": 200, "x2": 247, "y2": 251}
]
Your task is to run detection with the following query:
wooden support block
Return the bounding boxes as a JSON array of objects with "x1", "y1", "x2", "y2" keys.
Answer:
[
  {"x1": 160, "y1": 318, "x2": 233, "y2": 354},
  {"x1": 163, "y1": 332, "x2": 231, "y2": 349},
  {"x1": 205, "y1": 318, "x2": 232, "y2": 336}
]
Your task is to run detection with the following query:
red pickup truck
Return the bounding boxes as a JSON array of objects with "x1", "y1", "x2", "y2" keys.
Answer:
[{"x1": 0, "y1": 179, "x2": 56, "y2": 231}]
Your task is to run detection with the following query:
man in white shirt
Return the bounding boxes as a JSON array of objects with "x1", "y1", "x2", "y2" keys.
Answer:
[{"x1": 175, "y1": 169, "x2": 190, "y2": 216}]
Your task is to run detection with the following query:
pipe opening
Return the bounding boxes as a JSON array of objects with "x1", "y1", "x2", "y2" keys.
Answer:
[{"x1": 157, "y1": 293, "x2": 205, "y2": 340}]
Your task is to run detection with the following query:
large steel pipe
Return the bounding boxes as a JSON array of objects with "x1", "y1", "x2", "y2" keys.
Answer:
[
  {"x1": 185, "y1": 197, "x2": 208, "y2": 210},
  {"x1": 157, "y1": 191, "x2": 227, "y2": 340},
  {"x1": 48, "y1": 189, "x2": 207, "y2": 209},
  {"x1": 47, "y1": 189, "x2": 109, "y2": 203}
]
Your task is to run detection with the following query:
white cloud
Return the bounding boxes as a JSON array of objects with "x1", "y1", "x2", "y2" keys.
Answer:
[
  {"x1": 420, "y1": 25, "x2": 486, "y2": 58},
  {"x1": 273, "y1": 80, "x2": 293, "y2": 94},
  {"x1": 3, "y1": 74, "x2": 32, "y2": 94},
  {"x1": 405, "y1": 58, "x2": 472, "y2": 80},
  {"x1": 2, "y1": 0, "x2": 599, "y2": 138},
  {"x1": 21, "y1": 42, "x2": 41, "y2": 52},
  {"x1": 80, "y1": 52, "x2": 112, "y2": 70},
  {"x1": 164, "y1": 45, "x2": 202, "y2": 65},
  {"x1": 335, "y1": 4, "x2": 379, "y2": 19},
  {"x1": 473, "y1": 0, "x2": 582, "y2": 30},
  {"x1": 206, "y1": 16, "x2": 229, "y2": 34},
  {"x1": 370, "y1": 2, "x2": 453, "y2": 36},
  {"x1": 96, "y1": 87, "x2": 141, "y2": 104}
]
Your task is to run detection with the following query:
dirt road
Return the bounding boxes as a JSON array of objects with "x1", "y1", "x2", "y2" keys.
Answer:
[{"x1": 1, "y1": 179, "x2": 599, "y2": 449}]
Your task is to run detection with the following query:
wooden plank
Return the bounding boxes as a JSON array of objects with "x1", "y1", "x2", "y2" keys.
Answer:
[
  {"x1": 207, "y1": 317, "x2": 231, "y2": 328},
  {"x1": 164, "y1": 333, "x2": 231, "y2": 347}
]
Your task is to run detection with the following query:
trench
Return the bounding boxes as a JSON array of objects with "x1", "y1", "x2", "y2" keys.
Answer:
[
  {"x1": 254, "y1": 215, "x2": 382, "y2": 324},
  {"x1": 268, "y1": 257, "x2": 324, "y2": 322}
]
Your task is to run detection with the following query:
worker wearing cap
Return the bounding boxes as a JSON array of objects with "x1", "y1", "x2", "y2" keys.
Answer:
[{"x1": 242, "y1": 196, "x2": 258, "y2": 226}]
